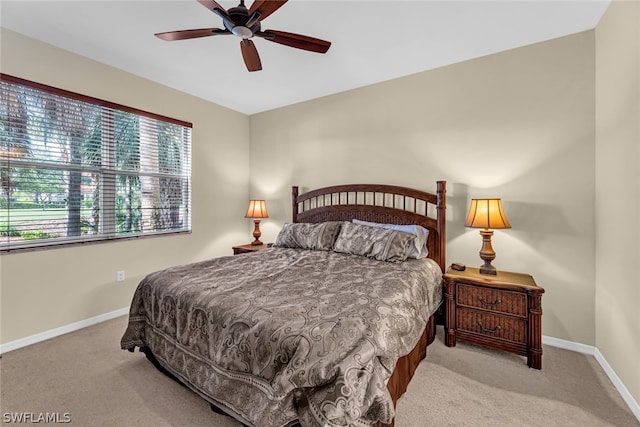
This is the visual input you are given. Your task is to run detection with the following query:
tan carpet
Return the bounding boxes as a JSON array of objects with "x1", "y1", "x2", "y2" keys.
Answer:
[{"x1": 0, "y1": 316, "x2": 637, "y2": 426}]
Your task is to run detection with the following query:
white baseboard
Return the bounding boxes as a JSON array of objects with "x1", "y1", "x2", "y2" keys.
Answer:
[
  {"x1": 544, "y1": 335, "x2": 640, "y2": 423},
  {"x1": 542, "y1": 334, "x2": 597, "y2": 355},
  {"x1": 0, "y1": 307, "x2": 129, "y2": 355}
]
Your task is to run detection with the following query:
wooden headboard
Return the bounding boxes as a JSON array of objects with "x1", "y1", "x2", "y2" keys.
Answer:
[{"x1": 292, "y1": 182, "x2": 447, "y2": 272}]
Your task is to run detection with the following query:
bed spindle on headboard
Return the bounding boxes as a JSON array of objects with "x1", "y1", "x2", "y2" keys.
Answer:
[{"x1": 292, "y1": 186, "x2": 299, "y2": 223}]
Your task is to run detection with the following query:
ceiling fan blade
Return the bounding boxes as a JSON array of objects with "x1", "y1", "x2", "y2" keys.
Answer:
[
  {"x1": 248, "y1": 1, "x2": 288, "y2": 22},
  {"x1": 240, "y1": 39, "x2": 262, "y2": 72},
  {"x1": 197, "y1": 0, "x2": 236, "y2": 27},
  {"x1": 155, "y1": 28, "x2": 229, "y2": 41},
  {"x1": 197, "y1": 0, "x2": 228, "y2": 14},
  {"x1": 258, "y1": 30, "x2": 331, "y2": 53}
]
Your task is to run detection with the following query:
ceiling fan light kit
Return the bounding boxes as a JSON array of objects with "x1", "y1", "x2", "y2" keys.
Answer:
[{"x1": 154, "y1": 0, "x2": 331, "y2": 72}]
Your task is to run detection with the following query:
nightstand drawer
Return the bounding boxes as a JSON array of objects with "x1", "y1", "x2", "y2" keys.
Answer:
[
  {"x1": 456, "y1": 283, "x2": 527, "y2": 317},
  {"x1": 456, "y1": 308, "x2": 527, "y2": 344}
]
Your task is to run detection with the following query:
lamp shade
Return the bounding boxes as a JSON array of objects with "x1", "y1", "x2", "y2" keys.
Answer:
[
  {"x1": 464, "y1": 199, "x2": 511, "y2": 229},
  {"x1": 245, "y1": 200, "x2": 268, "y2": 219}
]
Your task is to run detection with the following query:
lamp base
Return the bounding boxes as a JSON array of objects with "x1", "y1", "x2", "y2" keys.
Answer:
[
  {"x1": 478, "y1": 229, "x2": 498, "y2": 275},
  {"x1": 479, "y1": 264, "x2": 497, "y2": 275},
  {"x1": 251, "y1": 219, "x2": 263, "y2": 245}
]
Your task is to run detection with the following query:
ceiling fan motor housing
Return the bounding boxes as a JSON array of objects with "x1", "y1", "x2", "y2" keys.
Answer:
[{"x1": 226, "y1": 3, "x2": 260, "y2": 38}]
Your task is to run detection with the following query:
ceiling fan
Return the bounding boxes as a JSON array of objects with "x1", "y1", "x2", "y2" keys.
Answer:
[{"x1": 155, "y1": 0, "x2": 331, "y2": 72}]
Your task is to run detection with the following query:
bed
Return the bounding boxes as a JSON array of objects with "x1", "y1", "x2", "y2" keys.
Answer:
[{"x1": 121, "y1": 182, "x2": 447, "y2": 427}]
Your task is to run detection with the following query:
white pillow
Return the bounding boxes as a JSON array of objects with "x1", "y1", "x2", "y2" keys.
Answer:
[{"x1": 352, "y1": 219, "x2": 429, "y2": 259}]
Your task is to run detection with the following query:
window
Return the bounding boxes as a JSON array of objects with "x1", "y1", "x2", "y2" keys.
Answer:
[{"x1": 0, "y1": 74, "x2": 192, "y2": 252}]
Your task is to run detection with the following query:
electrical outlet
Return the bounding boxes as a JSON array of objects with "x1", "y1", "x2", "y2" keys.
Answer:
[{"x1": 116, "y1": 271, "x2": 125, "y2": 282}]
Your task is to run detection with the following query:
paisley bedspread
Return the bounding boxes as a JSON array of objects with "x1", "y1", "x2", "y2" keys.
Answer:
[{"x1": 120, "y1": 247, "x2": 442, "y2": 427}]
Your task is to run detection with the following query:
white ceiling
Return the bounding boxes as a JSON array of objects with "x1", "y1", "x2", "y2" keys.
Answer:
[{"x1": 1, "y1": 0, "x2": 610, "y2": 115}]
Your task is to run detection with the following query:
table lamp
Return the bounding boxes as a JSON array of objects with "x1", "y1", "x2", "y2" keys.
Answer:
[
  {"x1": 464, "y1": 198, "x2": 511, "y2": 275},
  {"x1": 245, "y1": 200, "x2": 268, "y2": 245}
]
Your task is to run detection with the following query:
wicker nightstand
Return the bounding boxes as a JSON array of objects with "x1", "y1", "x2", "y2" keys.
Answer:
[
  {"x1": 443, "y1": 266, "x2": 545, "y2": 369},
  {"x1": 232, "y1": 243, "x2": 270, "y2": 255}
]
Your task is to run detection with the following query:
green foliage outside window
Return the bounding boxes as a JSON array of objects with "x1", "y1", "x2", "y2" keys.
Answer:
[{"x1": 0, "y1": 75, "x2": 192, "y2": 251}]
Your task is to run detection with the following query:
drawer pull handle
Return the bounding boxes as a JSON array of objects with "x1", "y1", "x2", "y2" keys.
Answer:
[
  {"x1": 478, "y1": 322, "x2": 501, "y2": 333},
  {"x1": 478, "y1": 297, "x2": 501, "y2": 307}
]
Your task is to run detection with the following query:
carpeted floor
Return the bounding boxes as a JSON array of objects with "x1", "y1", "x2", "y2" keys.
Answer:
[{"x1": 0, "y1": 316, "x2": 637, "y2": 426}]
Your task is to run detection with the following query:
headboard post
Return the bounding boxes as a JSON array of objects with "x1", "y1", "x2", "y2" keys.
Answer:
[
  {"x1": 292, "y1": 186, "x2": 299, "y2": 223},
  {"x1": 436, "y1": 180, "x2": 447, "y2": 272}
]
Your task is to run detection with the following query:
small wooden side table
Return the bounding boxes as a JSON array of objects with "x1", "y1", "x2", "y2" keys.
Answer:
[
  {"x1": 232, "y1": 243, "x2": 270, "y2": 255},
  {"x1": 443, "y1": 266, "x2": 545, "y2": 369}
]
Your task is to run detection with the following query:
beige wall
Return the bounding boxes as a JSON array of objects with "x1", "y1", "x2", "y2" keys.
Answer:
[
  {"x1": 0, "y1": 29, "x2": 250, "y2": 343},
  {"x1": 251, "y1": 32, "x2": 597, "y2": 345},
  {"x1": 595, "y1": 0, "x2": 640, "y2": 406}
]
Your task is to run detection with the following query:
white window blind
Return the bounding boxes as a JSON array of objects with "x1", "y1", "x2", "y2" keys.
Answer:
[{"x1": 0, "y1": 74, "x2": 192, "y2": 252}]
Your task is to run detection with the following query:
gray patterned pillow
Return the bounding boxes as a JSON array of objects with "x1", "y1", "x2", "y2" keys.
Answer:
[
  {"x1": 274, "y1": 221, "x2": 343, "y2": 251},
  {"x1": 352, "y1": 219, "x2": 429, "y2": 259},
  {"x1": 333, "y1": 222, "x2": 417, "y2": 262}
]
